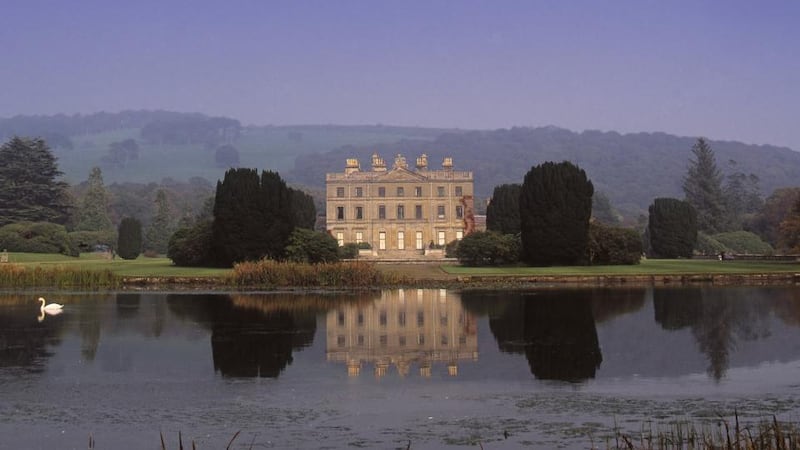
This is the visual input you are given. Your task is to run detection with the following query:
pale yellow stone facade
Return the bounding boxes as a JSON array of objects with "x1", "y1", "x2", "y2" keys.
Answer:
[
  {"x1": 326, "y1": 289, "x2": 478, "y2": 377},
  {"x1": 326, "y1": 153, "x2": 475, "y2": 257}
]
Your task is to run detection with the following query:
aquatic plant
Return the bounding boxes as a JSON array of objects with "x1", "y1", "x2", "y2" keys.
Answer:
[
  {"x1": 0, "y1": 264, "x2": 120, "y2": 289},
  {"x1": 229, "y1": 259, "x2": 410, "y2": 288}
]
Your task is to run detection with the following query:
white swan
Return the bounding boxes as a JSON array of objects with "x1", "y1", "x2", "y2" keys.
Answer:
[{"x1": 38, "y1": 297, "x2": 64, "y2": 312}]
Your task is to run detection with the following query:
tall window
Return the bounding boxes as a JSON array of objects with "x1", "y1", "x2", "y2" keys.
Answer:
[
  {"x1": 397, "y1": 187, "x2": 404, "y2": 197},
  {"x1": 336, "y1": 187, "x2": 345, "y2": 198},
  {"x1": 437, "y1": 231, "x2": 446, "y2": 246},
  {"x1": 414, "y1": 186, "x2": 422, "y2": 197},
  {"x1": 397, "y1": 204, "x2": 405, "y2": 219},
  {"x1": 415, "y1": 205, "x2": 423, "y2": 219},
  {"x1": 379, "y1": 231, "x2": 386, "y2": 250},
  {"x1": 398, "y1": 231, "x2": 405, "y2": 250},
  {"x1": 456, "y1": 230, "x2": 463, "y2": 240},
  {"x1": 455, "y1": 205, "x2": 463, "y2": 219},
  {"x1": 437, "y1": 186, "x2": 445, "y2": 197},
  {"x1": 378, "y1": 205, "x2": 386, "y2": 219},
  {"x1": 337, "y1": 206, "x2": 345, "y2": 220},
  {"x1": 356, "y1": 206, "x2": 363, "y2": 219},
  {"x1": 336, "y1": 232, "x2": 344, "y2": 246},
  {"x1": 415, "y1": 231, "x2": 423, "y2": 250},
  {"x1": 355, "y1": 187, "x2": 363, "y2": 197},
  {"x1": 455, "y1": 186, "x2": 463, "y2": 196},
  {"x1": 378, "y1": 187, "x2": 386, "y2": 197},
  {"x1": 356, "y1": 231, "x2": 363, "y2": 244},
  {"x1": 437, "y1": 205, "x2": 445, "y2": 219}
]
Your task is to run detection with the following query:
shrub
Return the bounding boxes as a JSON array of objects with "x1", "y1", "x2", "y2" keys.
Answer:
[
  {"x1": 338, "y1": 243, "x2": 360, "y2": 259},
  {"x1": 285, "y1": 228, "x2": 340, "y2": 263},
  {"x1": 695, "y1": 232, "x2": 730, "y2": 256},
  {"x1": 69, "y1": 229, "x2": 117, "y2": 253},
  {"x1": 455, "y1": 231, "x2": 520, "y2": 266},
  {"x1": 167, "y1": 220, "x2": 214, "y2": 267},
  {"x1": 587, "y1": 222, "x2": 642, "y2": 265},
  {"x1": 0, "y1": 221, "x2": 79, "y2": 256},
  {"x1": 713, "y1": 230, "x2": 773, "y2": 255},
  {"x1": 648, "y1": 197, "x2": 697, "y2": 258},
  {"x1": 117, "y1": 217, "x2": 142, "y2": 260}
]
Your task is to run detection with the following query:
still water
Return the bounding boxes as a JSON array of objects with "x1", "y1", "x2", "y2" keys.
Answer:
[{"x1": 2, "y1": 287, "x2": 800, "y2": 449}]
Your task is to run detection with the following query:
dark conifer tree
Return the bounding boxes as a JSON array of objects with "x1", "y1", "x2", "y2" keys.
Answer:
[
  {"x1": 117, "y1": 217, "x2": 142, "y2": 260},
  {"x1": 486, "y1": 183, "x2": 521, "y2": 235},
  {"x1": 520, "y1": 161, "x2": 594, "y2": 266},
  {"x1": 290, "y1": 188, "x2": 316, "y2": 230},
  {"x1": 648, "y1": 197, "x2": 697, "y2": 258}
]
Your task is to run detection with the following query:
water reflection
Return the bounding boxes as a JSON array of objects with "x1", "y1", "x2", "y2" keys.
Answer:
[
  {"x1": 0, "y1": 294, "x2": 66, "y2": 373},
  {"x1": 325, "y1": 289, "x2": 478, "y2": 377}
]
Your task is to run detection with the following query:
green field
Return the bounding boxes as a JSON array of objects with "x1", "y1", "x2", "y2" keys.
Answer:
[
  {"x1": 4, "y1": 252, "x2": 230, "y2": 278},
  {"x1": 441, "y1": 258, "x2": 800, "y2": 276}
]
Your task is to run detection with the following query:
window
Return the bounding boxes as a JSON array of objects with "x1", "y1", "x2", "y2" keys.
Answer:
[
  {"x1": 438, "y1": 231, "x2": 446, "y2": 246},
  {"x1": 455, "y1": 205, "x2": 463, "y2": 219},
  {"x1": 437, "y1": 205, "x2": 445, "y2": 219},
  {"x1": 417, "y1": 311, "x2": 424, "y2": 327},
  {"x1": 418, "y1": 333, "x2": 425, "y2": 345},
  {"x1": 355, "y1": 187, "x2": 363, "y2": 197},
  {"x1": 378, "y1": 186, "x2": 386, "y2": 197},
  {"x1": 414, "y1": 186, "x2": 422, "y2": 197},
  {"x1": 336, "y1": 232, "x2": 344, "y2": 246},
  {"x1": 379, "y1": 231, "x2": 386, "y2": 250},
  {"x1": 397, "y1": 204, "x2": 405, "y2": 219},
  {"x1": 437, "y1": 186, "x2": 445, "y2": 197},
  {"x1": 456, "y1": 230, "x2": 463, "y2": 240},
  {"x1": 337, "y1": 310, "x2": 345, "y2": 326},
  {"x1": 357, "y1": 335, "x2": 364, "y2": 346},
  {"x1": 415, "y1": 231, "x2": 423, "y2": 250},
  {"x1": 399, "y1": 336, "x2": 407, "y2": 346},
  {"x1": 398, "y1": 231, "x2": 405, "y2": 250},
  {"x1": 455, "y1": 186, "x2": 463, "y2": 196},
  {"x1": 379, "y1": 335, "x2": 388, "y2": 347},
  {"x1": 357, "y1": 311, "x2": 364, "y2": 326},
  {"x1": 398, "y1": 311, "x2": 407, "y2": 327},
  {"x1": 337, "y1": 335, "x2": 345, "y2": 347},
  {"x1": 397, "y1": 187, "x2": 404, "y2": 197},
  {"x1": 379, "y1": 310, "x2": 387, "y2": 326},
  {"x1": 415, "y1": 205, "x2": 423, "y2": 219},
  {"x1": 355, "y1": 231, "x2": 363, "y2": 244},
  {"x1": 378, "y1": 205, "x2": 386, "y2": 219},
  {"x1": 337, "y1": 206, "x2": 345, "y2": 220},
  {"x1": 441, "y1": 335, "x2": 448, "y2": 346},
  {"x1": 356, "y1": 206, "x2": 363, "y2": 219},
  {"x1": 336, "y1": 187, "x2": 345, "y2": 198}
]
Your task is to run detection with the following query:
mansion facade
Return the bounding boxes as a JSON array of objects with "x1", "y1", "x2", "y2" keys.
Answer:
[{"x1": 326, "y1": 153, "x2": 475, "y2": 256}]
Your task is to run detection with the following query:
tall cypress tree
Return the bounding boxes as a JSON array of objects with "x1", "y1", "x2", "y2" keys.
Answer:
[
  {"x1": 144, "y1": 189, "x2": 175, "y2": 254},
  {"x1": 520, "y1": 161, "x2": 594, "y2": 266},
  {"x1": 486, "y1": 183, "x2": 521, "y2": 235},
  {"x1": 683, "y1": 138, "x2": 726, "y2": 233},
  {"x1": 0, "y1": 136, "x2": 72, "y2": 226},
  {"x1": 648, "y1": 197, "x2": 697, "y2": 258},
  {"x1": 117, "y1": 217, "x2": 142, "y2": 260}
]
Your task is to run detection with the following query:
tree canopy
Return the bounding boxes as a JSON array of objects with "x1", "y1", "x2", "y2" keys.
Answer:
[
  {"x1": 520, "y1": 161, "x2": 594, "y2": 266},
  {"x1": 75, "y1": 167, "x2": 113, "y2": 232},
  {"x1": 648, "y1": 197, "x2": 697, "y2": 258},
  {"x1": 0, "y1": 137, "x2": 72, "y2": 227},
  {"x1": 486, "y1": 183, "x2": 521, "y2": 235},
  {"x1": 683, "y1": 138, "x2": 726, "y2": 233}
]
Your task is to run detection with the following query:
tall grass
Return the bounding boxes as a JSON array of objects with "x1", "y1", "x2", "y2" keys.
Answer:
[
  {"x1": 0, "y1": 264, "x2": 120, "y2": 289},
  {"x1": 607, "y1": 414, "x2": 800, "y2": 450},
  {"x1": 230, "y1": 259, "x2": 410, "y2": 288}
]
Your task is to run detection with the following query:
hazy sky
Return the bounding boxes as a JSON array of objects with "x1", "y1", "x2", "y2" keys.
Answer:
[{"x1": 2, "y1": 1, "x2": 799, "y2": 150}]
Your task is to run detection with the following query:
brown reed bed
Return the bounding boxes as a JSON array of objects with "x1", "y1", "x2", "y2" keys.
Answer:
[
  {"x1": 606, "y1": 414, "x2": 800, "y2": 450},
  {"x1": 229, "y1": 259, "x2": 411, "y2": 288},
  {"x1": 0, "y1": 264, "x2": 120, "y2": 289}
]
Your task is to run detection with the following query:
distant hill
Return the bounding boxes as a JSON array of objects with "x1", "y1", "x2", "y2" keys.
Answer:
[{"x1": 288, "y1": 127, "x2": 800, "y2": 215}]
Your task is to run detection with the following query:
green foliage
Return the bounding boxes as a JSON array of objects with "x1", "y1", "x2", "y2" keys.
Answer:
[
  {"x1": 290, "y1": 187, "x2": 317, "y2": 230},
  {"x1": 0, "y1": 265, "x2": 119, "y2": 289},
  {"x1": 713, "y1": 230, "x2": 774, "y2": 255},
  {"x1": 486, "y1": 183, "x2": 521, "y2": 234},
  {"x1": 778, "y1": 197, "x2": 800, "y2": 253},
  {"x1": 445, "y1": 239, "x2": 460, "y2": 258},
  {"x1": 212, "y1": 168, "x2": 294, "y2": 266},
  {"x1": 723, "y1": 169, "x2": 762, "y2": 229},
  {"x1": 0, "y1": 222, "x2": 79, "y2": 256},
  {"x1": 683, "y1": 138, "x2": 727, "y2": 233},
  {"x1": 69, "y1": 229, "x2": 117, "y2": 253},
  {"x1": 117, "y1": 217, "x2": 142, "y2": 260},
  {"x1": 144, "y1": 189, "x2": 176, "y2": 254},
  {"x1": 592, "y1": 191, "x2": 621, "y2": 225},
  {"x1": 695, "y1": 232, "x2": 730, "y2": 256},
  {"x1": 587, "y1": 222, "x2": 642, "y2": 265},
  {"x1": 520, "y1": 161, "x2": 594, "y2": 266},
  {"x1": 75, "y1": 167, "x2": 113, "y2": 232},
  {"x1": 0, "y1": 136, "x2": 73, "y2": 227},
  {"x1": 167, "y1": 220, "x2": 214, "y2": 267},
  {"x1": 214, "y1": 144, "x2": 240, "y2": 168},
  {"x1": 455, "y1": 231, "x2": 520, "y2": 266},
  {"x1": 648, "y1": 198, "x2": 697, "y2": 258},
  {"x1": 748, "y1": 187, "x2": 800, "y2": 247},
  {"x1": 285, "y1": 228, "x2": 340, "y2": 264},
  {"x1": 230, "y1": 260, "x2": 408, "y2": 288},
  {"x1": 337, "y1": 243, "x2": 360, "y2": 259}
]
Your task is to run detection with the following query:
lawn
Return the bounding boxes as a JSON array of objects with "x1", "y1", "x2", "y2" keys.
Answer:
[
  {"x1": 441, "y1": 258, "x2": 800, "y2": 276},
  {"x1": 3, "y1": 252, "x2": 230, "y2": 278}
]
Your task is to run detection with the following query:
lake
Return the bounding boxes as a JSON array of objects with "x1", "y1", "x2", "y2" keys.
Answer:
[{"x1": 1, "y1": 286, "x2": 800, "y2": 449}]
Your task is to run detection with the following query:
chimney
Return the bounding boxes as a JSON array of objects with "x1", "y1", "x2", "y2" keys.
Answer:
[
  {"x1": 416, "y1": 154, "x2": 428, "y2": 170},
  {"x1": 371, "y1": 153, "x2": 387, "y2": 171},
  {"x1": 442, "y1": 157, "x2": 453, "y2": 170},
  {"x1": 345, "y1": 158, "x2": 360, "y2": 174}
]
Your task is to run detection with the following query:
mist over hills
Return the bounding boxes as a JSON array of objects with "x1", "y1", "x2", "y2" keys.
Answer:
[{"x1": 2, "y1": 111, "x2": 799, "y2": 216}]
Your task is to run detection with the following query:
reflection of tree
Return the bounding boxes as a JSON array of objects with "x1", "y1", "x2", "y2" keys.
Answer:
[
  {"x1": 654, "y1": 287, "x2": 772, "y2": 381},
  {"x1": 0, "y1": 299, "x2": 65, "y2": 372},
  {"x1": 464, "y1": 290, "x2": 603, "y2": 382},
  {"x1": 116, "y1": 293, "x2": 141, "y2": 319},
  {"x1": 166, "y1": 294, "x2": 318, "y2": 378}
]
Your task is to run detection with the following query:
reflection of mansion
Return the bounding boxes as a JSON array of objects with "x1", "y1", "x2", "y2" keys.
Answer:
[
  {"x1": 326, "y1": 289, "x2": 478, "y2": 377},
  {"x1": 326, "y1": 153, "x2": 475, "y2": 257}
]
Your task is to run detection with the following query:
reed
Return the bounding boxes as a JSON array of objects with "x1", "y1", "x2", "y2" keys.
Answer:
[
  {"x1": 0, "y1": 264, "x2": 120, "y2": 289},
  {"x1": 229, "y1": 259, "x2": 411, "y2": 288},
  {"x1": 607, "y1": 414, "x2": 800, "y2": 450}
]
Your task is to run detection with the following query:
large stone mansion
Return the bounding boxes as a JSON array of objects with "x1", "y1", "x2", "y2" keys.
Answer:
[{"x1": 326, "y1": 153, "x2": 475, "y2": 257}]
